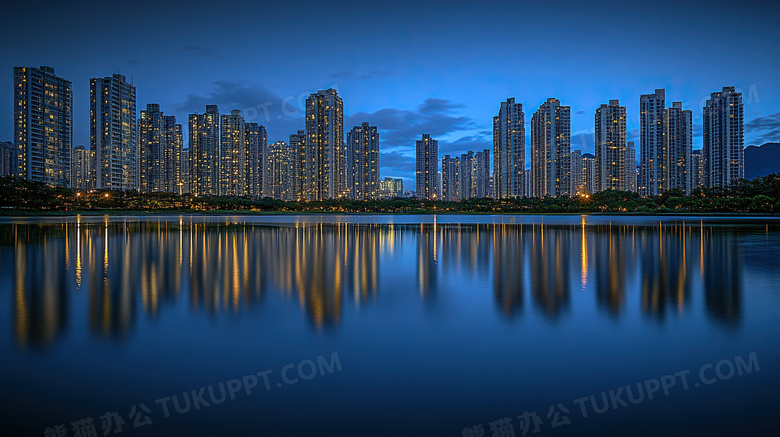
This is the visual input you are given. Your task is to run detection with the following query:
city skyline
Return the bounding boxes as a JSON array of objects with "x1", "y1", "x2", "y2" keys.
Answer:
[
  {"x1": 2, "y1": 0, "x2": 778, "y2": 188},
  {"x1": 5, "y1": 72, "x2": 755, "y2": 200}
]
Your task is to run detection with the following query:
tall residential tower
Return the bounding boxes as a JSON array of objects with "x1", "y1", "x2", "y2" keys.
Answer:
[
  {"x1": 14, "y1": 66, "x2": 73, "y2": 185},
  {"x1": 91, "y1": 73, "x2": 136, "y2": 190}
]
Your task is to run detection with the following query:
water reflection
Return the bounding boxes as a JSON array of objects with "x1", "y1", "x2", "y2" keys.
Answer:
[{"x1": 0, "y1": 218, "x2": 758, "y2": 349}]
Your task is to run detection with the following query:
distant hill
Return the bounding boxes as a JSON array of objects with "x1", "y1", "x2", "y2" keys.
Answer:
[{"x1": 745, "y1": 143, "x2": 780, "y2": 180}]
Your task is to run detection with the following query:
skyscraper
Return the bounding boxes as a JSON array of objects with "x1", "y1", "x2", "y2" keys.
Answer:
[
  {"x1": 415, "y1": 134, "x2": 438, "y2": 200},
  {"x1": 189, "y1": 105, "x2": 219, "y2": 196},
  {"x1": 0, "y1": 141, "x2": 16, "y2": 177},
  {"x1": 460, "y1": 150, "x2": 474, "y2": 199},
  {"x1": 91, "y1": 73, "x2": 136, "y2": 190},
  {"x1": 625, "y1": 141, "x2": 637, "y2": 193},
  {"x1": 570, "y1": 149, "x2": 583, "y2": 194},
  {"x1": 181, "y1": 148, "x2": 191, "y2": 194},
  {"x1": 14, "y1": 66, "x2": 72, "y2": 185},
  {"x1": 691, "y1": 149, "x2": 703, "y2": 190},
  {"x1": 531, "y1": 98, "x2": 571, "y2": 197},
  {"x1": 220, "y1": 109, "x2": 246, "y2": 197},
  {"x1": 264, "y1": 140, "x2": 291, "y2": 200},
  {"x1": 288, "y1": 130, "x2": 306, "y2": 201},
  {"x1": 474, "y1": 149, "x2": 490, "y2": 198},
  {"x1": 493, "y1": 98, "x2": 525, "y2": 198},
  {"x1": 245, "y1": 122, "x2": 266, "y2": 198},
  {"x1": 703, "y1": 87, "x2": 744, "y2": 188},
  {"x1": 377, "y1": 177, "x2": 404, "y2": 199},
  {"x1": 441, "y1": 155, "x2": 460, "y2": 201},
  {"x1": 70, "y1": 145, "x2": 94, "y2": 191},
  {"x1": 665, "y1": 102, "x2": 692, "y2": 193},
  {"x1": 304, "y1": 89, "x2": 345, "y2": 200},
  {"x1": 640, "y1": 88, "x2": 665, "y2": 195},
  {"x1": 138, "y1": 104, "x2": 181, "y2": 193},
  {"x1": 346, "y1": 122, "x2": 380, "y2": 199},
  {"x1": 594, "y1": 99, "x2": 627, "y2": 191},
  {"x1": 582, "y1": 153, "x2": 595, "y2": 194}
]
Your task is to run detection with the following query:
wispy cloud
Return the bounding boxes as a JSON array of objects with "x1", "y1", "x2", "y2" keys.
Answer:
[{"x1": 746, "y1": 112, "x2": 780, "y2": 145}]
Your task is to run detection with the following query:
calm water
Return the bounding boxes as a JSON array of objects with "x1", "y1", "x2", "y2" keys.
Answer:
[{"x1": 1, "y1": 215, "x2": 779, "y2": 437}]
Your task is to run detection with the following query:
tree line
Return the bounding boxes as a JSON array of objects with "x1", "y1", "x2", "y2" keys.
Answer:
[{"x1": 1, "y1": 174, "x2": 779, "y2": 215}]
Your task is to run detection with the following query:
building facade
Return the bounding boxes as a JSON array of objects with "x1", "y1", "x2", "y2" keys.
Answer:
[
  {"x1": 703, "y1": 87, "x2": 743, "y2": 188},
  {"x1": 70, "y1": 145, "x2": 94, "y2": 191},
  {"x1": 493, "y1": 98, "x2": 525, "y2": 198},
  {"x1": 530, "y1": 98, "x2": 571, "y2": 197},
  {"x1": 415, "y1": 134, "x2": 438, "y2": 200},
  {"x1": 346, "y1": 122, "x2": 379, "y2": 199},
  {"x1": 640, "y1": 88, "x2": 666, "y2": 195},
  {"x1": 691, "y1": 149, "x2": 703, "y2": 190},
  {"x1": 138, "y1": 104, "x2": 181, "y2": 193},
  {"x1": 264, "y1": 140, "x2": 291, "y2": 200},
  {"x1": 474, "y1": 149, "x2": 490, "y2": 198},
  {"x1": 594, "y1": 99, "x2": 627, "y2": 191},
  {"x1": 581, "y1": 153, "x2": 595, "y2": 194},
  {"x1": 189, "y1": 105, "x2": 220, "y2": 196},
  {"x1": 304, "y1": 89, "x2": 345, "y2": 200},
  {"x1": 625, "y1": 141, "x2": 637, "y2": 192},
  {"x1": 570, "y1": 149, "x2": 583, "y2": 194},
  {"x1": 14, "y1": 66, "x2": 73, "y2": 186},
  {"x1": 91, "y1": 73, "x2": 136, "y2": 190},
  {"x1": 441, "y1": 155, "x2": 460, "y2": 201},
  {"x1": 245, "y1": 122, "x2": 266, "y2": 198},
  {"x1": 664, "y1": 102, "x2": 693, "y2": 193},
  {"x1": 220, "y1": 109, "x2": 246, "y2": 197}
]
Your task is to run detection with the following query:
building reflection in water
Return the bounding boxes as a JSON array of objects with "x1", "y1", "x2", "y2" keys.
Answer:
[{"x1": 0, "y1": 218, "x2": 751, "y2": 349}]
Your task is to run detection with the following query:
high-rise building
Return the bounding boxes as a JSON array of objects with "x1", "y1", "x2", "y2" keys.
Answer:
[
  {"x1": 347, "y1": 122, "x2": 380, "y2": 199},
  {"x1": 245, "y1": 122, "x2": 266, "y2": 198},
  {"x1": 441, "y1": 155, "x2": 460, "y2": 201},
  {"x1": 220, "y1": 109, "x2": 246, "y2": 197},
  {"x1": 640, "y1": 89, "x2": 666, "y2": 195},
  {"x1": 625, "y1": 141, "x2": 637, "y2": 192},
  {"x1": 91, "y1": 73, "x2": 136, "y2": 190},
  {"x1": 493, "y1": 98, "x2": 525, "y2": 198},
  {"x1": 138, "y1": 104, "x2": 181, "y2": 193},
  {"x1": 0, "y1": 141, "x2": 17, "y2": 177},
  {"x1": 665, "y1": 102, "x2": 692, "y2": 193},
  {"x1": 189, "y1": 105, "x2": 219, "y2": 196},
  {"x1": 70, "y1": 145, "x2": 94, "y2": 191},
  {"x1": 691, "y1": 149, "x2": 703, "y2": 190},
  {"x1": 376, "y1": 177, "x2": 404, "y2": 199},
  {"x1": 14, "y1": 66, "x2": 73, "y2": 185},
  {"x1": 570, "y1": 149, "x2": 583, "y2": 194},
  {"x1": 264, "y1": 140, "x2": 291, "y2": 200},
  {"x1": 582, "y1": 153, "x2": 595, "y2": 194},
  {"x1": 415, "y1": 134, "x2": 438, "y2": 200},
  {"x1": 460, "y1": 151, "x2": 474, "y2": 199},
  {"x1": 703, "y1": 87, "x2": 743, "y2": 188},
  {"x1": 304, "y1": 89, "x2": 345, "y2": 200},
  {"x1": 474, "y1": 149, "x2": 490, "y2": 198},
  {"x1": 523, "y1": 169, "x2": 531, "y2": 198},
  {"x1": 181, "y1": 148, "x2": 191, "y2": 194},
  {"x1": 288, "y1": 130, "x2": 306, "y2": 201},
  {"x1": 594, "y1": 99, "x2": 627, "y2": 191},
  {"x1": 531, "y1": 98, "x2": 571, "y2": 197}
]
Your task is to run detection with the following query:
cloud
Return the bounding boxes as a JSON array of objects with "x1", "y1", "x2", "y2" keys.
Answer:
[
  {"x1": 329, "y1": 70, "x2": 393, "y2": 80},
  {"x1": 346, "y1": 98, "x2": 474, "y2": 151},
  {"x1": 745, "y1": 112, "x2": 780, "y2": 145},
  {"x1": 380, "y1": 151, "x2": 415, "y2": 172},
  {"x1": 438, "y1": 134, "x2": 491, "y2": 156},
  {"x1": 173, "y1": 81, "x2": 310, "y2": 143}
]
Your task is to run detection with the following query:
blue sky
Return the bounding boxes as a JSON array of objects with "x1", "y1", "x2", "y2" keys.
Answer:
[{"x1": 2, "y1": 0, "x2": 779, "y2": 186}]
